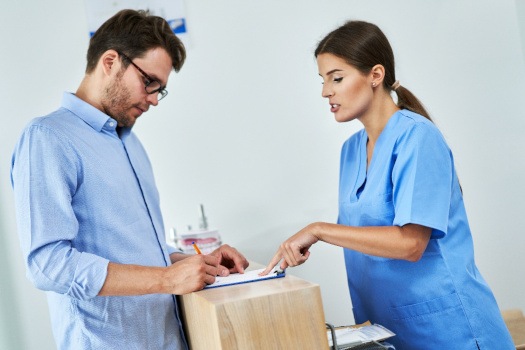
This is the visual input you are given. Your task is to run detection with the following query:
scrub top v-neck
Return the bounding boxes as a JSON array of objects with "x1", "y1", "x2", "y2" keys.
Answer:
[{"x1": 337, "y1": 109, "x2": 513, "y2": 349}]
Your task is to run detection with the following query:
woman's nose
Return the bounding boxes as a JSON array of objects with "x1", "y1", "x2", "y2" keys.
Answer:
[{"x1": 322, "y1": 86, "x2": 333, "y2": 98}]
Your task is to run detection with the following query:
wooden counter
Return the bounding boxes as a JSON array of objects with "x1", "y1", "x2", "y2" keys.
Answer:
[{"x1": 178, "y1": 266, "x2": 328, "y2": 349}]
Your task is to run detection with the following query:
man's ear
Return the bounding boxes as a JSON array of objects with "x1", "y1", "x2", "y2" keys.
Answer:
[
  {"x1": 370, "y1": 64, "x2": 385, "y2": 87},
  {"x1": 100, "y1": 50, "x2": 120, "y2": 77}
]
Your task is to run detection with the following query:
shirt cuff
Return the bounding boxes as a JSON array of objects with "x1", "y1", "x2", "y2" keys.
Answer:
[
  {"x1": 166, "y1": 243, "x2": 182, "y2": 256},
  {"x1": 66, "y1": 252, "x2": 109, "y2": 300}
]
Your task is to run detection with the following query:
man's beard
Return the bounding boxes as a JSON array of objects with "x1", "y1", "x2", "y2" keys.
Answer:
[{"x1": 101, "y1": 71, "x2": 135, "y2": 128}]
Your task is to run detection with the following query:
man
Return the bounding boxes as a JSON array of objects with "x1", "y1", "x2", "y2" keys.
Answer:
[{"x1": 11, "y1": 9, "x2": 248, "y2": 349}]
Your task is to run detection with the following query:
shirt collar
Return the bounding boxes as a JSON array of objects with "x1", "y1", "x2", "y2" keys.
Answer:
[{"x1": 61, "y1": 92, "x2": 120, "y2": 133}]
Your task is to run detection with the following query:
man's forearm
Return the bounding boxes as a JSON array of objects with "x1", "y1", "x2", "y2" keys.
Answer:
[{"x1": 98, "y1": 262, "x2": 167, "y2": 296}]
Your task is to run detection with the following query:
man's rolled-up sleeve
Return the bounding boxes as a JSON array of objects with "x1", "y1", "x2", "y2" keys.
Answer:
[{"x1": 12, "y1": 123, "x2": 109, "y2": 300}]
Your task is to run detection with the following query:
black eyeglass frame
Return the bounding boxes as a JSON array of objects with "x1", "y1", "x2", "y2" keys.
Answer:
[{"x1": 118, "y1": 52, "x2": 168, "y2": 101}]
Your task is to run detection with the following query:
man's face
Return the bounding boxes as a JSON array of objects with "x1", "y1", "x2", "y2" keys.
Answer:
[{"x1": 101, "y1": 48, "x2": 173, "y2": 128}]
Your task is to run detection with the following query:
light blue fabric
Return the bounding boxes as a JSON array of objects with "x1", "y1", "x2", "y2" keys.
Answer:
[
  {"x1": 338, "y1": 109, "x2": 513, "y2": 350},
  {"x1": 11, "y1": 92, "x2": 187, "y2": 350}
]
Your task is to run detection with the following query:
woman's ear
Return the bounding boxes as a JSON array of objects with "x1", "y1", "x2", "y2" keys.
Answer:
[{"x1": 370, "y1": 64, "x2": 385, "y2": 87}]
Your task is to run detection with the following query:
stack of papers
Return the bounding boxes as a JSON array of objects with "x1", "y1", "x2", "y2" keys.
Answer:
[{"x1": 327, "y1": 323, "x2": 395, "y2": 348}]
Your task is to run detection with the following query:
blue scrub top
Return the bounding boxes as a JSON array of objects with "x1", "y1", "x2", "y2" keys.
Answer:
[{"x1": 338, "y1": 110, "x2": 513, "y2": 349}]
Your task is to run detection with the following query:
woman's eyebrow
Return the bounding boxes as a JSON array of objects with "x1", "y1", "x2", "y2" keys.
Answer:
[{"x1": 319, "y1": 69, "x2": 343, "y2": 77}]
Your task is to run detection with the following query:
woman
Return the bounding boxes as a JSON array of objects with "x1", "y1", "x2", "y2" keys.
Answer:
[{"x1": 262, "y1": 20, "x2": 513, "y2": 349}]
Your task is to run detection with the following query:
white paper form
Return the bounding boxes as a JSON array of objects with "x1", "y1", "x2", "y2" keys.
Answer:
[
  {"x1": 327, "y1": 324, "x2": 395, "y2": 348},
  {"x1": 203, "y1": 267, "x2": 285, "y2": 289}
]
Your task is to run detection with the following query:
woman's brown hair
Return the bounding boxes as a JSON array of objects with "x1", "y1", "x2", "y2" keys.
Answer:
[{"x1": 315, "y1": 20, "x2": 431, "y2": 121}]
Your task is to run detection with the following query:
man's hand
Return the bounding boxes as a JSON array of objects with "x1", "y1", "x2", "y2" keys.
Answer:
[
  {"x1": 163, "y1": 254, "x2": 221, "y2": 294},
  {"x1": 209, "y1": 244, "x2": 249, "y2": 276},
  {"x1": 99, "y1": 245, "x2": 250, "y2": 297}
]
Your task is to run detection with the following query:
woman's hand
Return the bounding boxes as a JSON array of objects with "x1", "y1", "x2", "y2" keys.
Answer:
[{"x1": 260, "y1": 223, "x2": 321, "y2": 275}]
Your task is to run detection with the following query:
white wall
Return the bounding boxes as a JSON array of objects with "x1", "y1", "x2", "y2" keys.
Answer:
[{"x1": 1, "y1": 1, "x2": 525, "y2": 349}]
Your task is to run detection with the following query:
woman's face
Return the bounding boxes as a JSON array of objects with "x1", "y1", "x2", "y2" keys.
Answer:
[{"x1": 317, "y1": 53, "x2": 373, "y2": 123}]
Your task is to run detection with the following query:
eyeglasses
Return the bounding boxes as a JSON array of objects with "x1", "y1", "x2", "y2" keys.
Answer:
[{"x1": 118, "y1": 52, "x2": 168, "y2": 101}]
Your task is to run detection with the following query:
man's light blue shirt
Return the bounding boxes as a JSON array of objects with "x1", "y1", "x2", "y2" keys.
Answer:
[{"x1": 11, "y1": 92, "x2": 187, "y2": 349}]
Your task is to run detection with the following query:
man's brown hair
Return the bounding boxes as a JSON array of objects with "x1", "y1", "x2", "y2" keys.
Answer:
[{"x1": 85, "y1": 9, "x2": 186, "y2": 73}]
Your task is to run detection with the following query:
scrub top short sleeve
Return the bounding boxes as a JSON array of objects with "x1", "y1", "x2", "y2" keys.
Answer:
[{"x1": 392, "y1": 121, "x2": 453, "y2": 239}]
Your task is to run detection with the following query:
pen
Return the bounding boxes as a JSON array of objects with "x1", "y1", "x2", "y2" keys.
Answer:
[{"x1": 192, "y1": 241, "x2": 202, "y2": 255}]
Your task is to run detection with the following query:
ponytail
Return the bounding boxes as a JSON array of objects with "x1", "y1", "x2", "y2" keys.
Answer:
[{"x1": 391, "y1": 82, "x2": 432, "y2": 122}]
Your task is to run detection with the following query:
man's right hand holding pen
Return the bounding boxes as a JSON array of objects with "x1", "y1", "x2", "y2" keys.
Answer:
[
  {"x1": 166, "y1": 243, "x2": 249, "y2": 294},
  {"x1": 99, "y1": 243, "x2": 248, "y2": 297}
]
